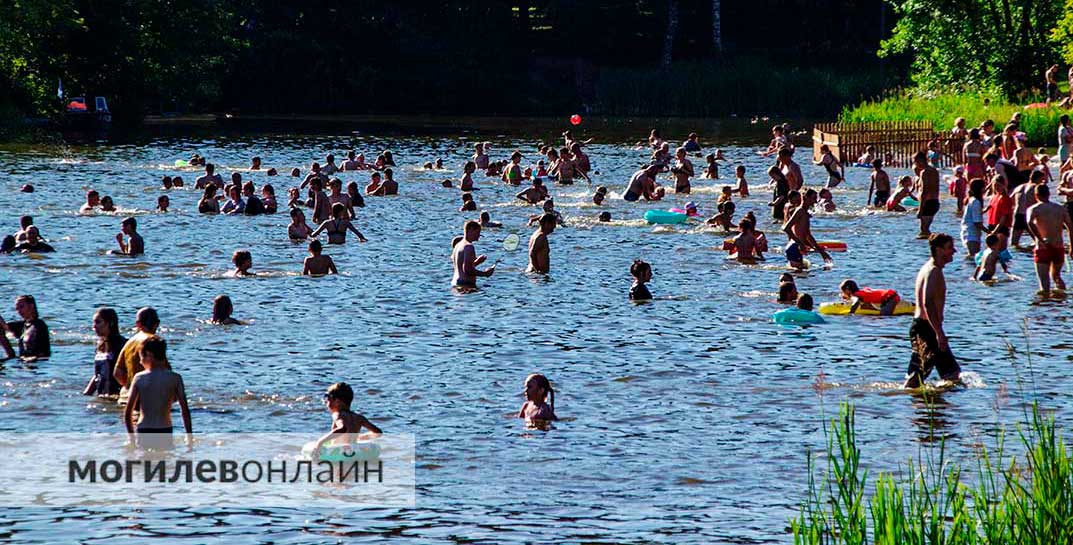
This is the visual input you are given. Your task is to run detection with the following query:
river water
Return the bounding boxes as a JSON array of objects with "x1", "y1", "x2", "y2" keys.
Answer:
[{"x1": 1, "y1": 122, "x2": 1071, "y2": 543}]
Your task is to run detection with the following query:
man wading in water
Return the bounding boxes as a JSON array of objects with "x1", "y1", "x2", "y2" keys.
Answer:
[{"x1": 904, "y1": 233, "x2": 961, "y2": 388}]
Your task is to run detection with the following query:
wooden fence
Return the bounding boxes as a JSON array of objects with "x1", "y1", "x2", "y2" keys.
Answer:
[{"x1": 813, "y1": 121, "x2": 965, "y2": 168}]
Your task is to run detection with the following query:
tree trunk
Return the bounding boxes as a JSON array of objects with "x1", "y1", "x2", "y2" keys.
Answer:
[
  {"x1": 662, "y1": 0, "x2": 679, "y2": 68},
  {"x1": 711, "y1": 0, "x2": 722, "y2": 55}
]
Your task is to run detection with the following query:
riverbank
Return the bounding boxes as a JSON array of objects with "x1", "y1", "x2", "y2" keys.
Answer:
[{"x1": 841, "y1": 91, "x2": 1066, "y2": 147}]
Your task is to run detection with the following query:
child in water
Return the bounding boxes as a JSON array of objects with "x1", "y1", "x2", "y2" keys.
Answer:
[
  {"x1": 706, "y1": 201, "x2": 736, "y2": 231},
  {"x1": 211, "y1": 295, "x2": 244, "y2": 325},
  {"x1": 123, "y1": 336, "x2": 192, "y2": 447},
  {"x1": 156, "y1": 195, "x2": 169, "y2": 212},
  {"x1": 732, "y1": 165, "x2": 749, "y2": 197},
  {"x1": 817, "y1": 188, "x2": 836, "y2": 212},
  {"x1": 974, "y1": 233, "x2": 1009, "y2": 281},
  {"x1": 629, "y1": 259, "x2": 653, "y2": 301},
  {"x1": 231, "y1": 250, "x2": 254, "y2": 277},
  {"x1": 479, "y1": 211, "x2": 501, "y2": 228},
  {"x1": 839, "y1": 279, "x2": 900, "y2": 315},
  {"x1": 796, "y1": 293, "x2": 816, "y2": 311},
  {"x1": 460, "y1": 192, "x2": 477, "y2": 212},
  {"x1": 593, "y1": 186, "x2": 608, "y2": 205},
  {"x1": 718, "y1": 186, "x2": 734, "y2": 205},
  {"x1": 302, "y1": 240, "x2": 337, "y2": 276},
  {"x1": 288, "y1": 208, "x2": 313, "y2": 240},
  {"x1": 886, "y1": 176, "x2": 916, "y2": 212},
  {"x1": 311, "y1": 382, "x2": 383, "y2": 459},
  {"x1": 518, "y1": 374, "x2": 557, "y2": 421},
  {"x1": 777, "y1": 273, "x2": 797, "y2": 304},
  {"x1": 948, "y1": 166, "x2": 967, "y2": 216},
  {"x1": 100, "y1": 196, "x2": 116, "y2": 212},
  {"x1": 703, "y1": 153, "x2": 719, "y2": 179}
]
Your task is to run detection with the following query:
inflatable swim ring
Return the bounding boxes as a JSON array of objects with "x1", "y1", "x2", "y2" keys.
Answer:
[
  {"x1": 773, "y1": 308, "x2": 825, "y2": 325},
  {"x1": 301, "y1": 440, "x2": 382, "y2": 462},
  {"x1": 644, "y1": 210, "x2": 688, "y2": 225},
  {"x1": 818, "y1": 301, "x2": 916, "y2": 316},
  {"x1": 174, "y1": 159, "x2": 189, "y2": 167},
  {"x1": 901, "y1": 196, "x2": 920, "y2": 208}
]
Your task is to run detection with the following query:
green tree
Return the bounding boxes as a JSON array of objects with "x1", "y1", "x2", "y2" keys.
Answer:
[{"x1": 880, "y1": 0, "x2": 1060, "y2": 97}]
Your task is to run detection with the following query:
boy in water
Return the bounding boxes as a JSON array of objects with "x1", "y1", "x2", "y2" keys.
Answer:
[
  {"x1": 123, "y1": 336, "x2": 192, "y2": 449},
  {"x1": 839, "y1": 279, "x2": 900, "y2": 315},
  {"x1": 80, "y1": 190, "x2": 100, "y2": 213},
  {"x1": 311, "y1": 382, "x2": 382, "y2": 458},
  {"x1": 460, "y1": 192, "x2": 477, "y2": 212},
  {"x1": 629, "y1": 259, "x2": 653, "y2": 301},
  {"x1": 479, "y1": 211, "x2": 501, "y2": 228},
  {"x1": 732, "y1": 218, "x2": 764, "y2": 263},
  {"x1": 302, "y1": 240, "x2": 337, "y2": 276},
  {"x1": 868, "y1": 159, "x2": 890, "y2": 208},
  {"x1": 114, "y1": 217, "x2": 144, "y2": 256},
  {"x1": 528, "y1": 199, "x2": 565, "y2": 227},
  {"x1": 231, "y1": 250, "x2": 255, "y2": 277},
  {"x1": 974, "y1": 233, "x2": 1008, "y2": 281},
  {"x1": 515, "y1": 178, "x2": 548, "y2": 204},
  {"x1": 732, "y1": 165, "x2": 749, "y2": 197},
  {"x1": 592, "y1": 186, "x2": 608, "y2": 205}
]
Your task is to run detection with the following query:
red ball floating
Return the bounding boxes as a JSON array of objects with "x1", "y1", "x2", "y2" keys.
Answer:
[{"x1": 570, "y1": 114, "x2": 582, "y2": 126}]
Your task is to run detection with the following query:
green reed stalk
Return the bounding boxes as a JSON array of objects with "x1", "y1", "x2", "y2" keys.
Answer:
[{"x1": 792, "y1": 401, "x2": 1073, "y2": 544}]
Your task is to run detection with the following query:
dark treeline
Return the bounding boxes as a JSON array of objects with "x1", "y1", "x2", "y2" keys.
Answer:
[{"x1": 0, "y1": 0, "x2": 902, "y2": 124}]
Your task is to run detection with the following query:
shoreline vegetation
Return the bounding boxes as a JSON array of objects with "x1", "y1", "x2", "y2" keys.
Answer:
[
  {"x1": 841, "y1": 91, "x2": 1066, "y2": 147},
  {"x1": 792, "y1": 401, "x2": 1073, "y2": 544}
]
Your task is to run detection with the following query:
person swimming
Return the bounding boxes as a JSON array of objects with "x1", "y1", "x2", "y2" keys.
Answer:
[
  {"x1": 211, "y1": 295, "x2": 244, "y2": 325},
  {"x1": 839, "y1": 279, "x2": 900, "y2": 315},
  {"x1": 629, "y1": 259, "x2": 653, "y2": 301},
  {"x1": 231, "y1": 249, "x2": 254, "y2": 277}
]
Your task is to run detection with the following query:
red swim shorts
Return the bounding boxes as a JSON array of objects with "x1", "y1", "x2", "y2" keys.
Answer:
[{"x1": 1034, "y1": 245, "x2": 1066, "y2": 265}]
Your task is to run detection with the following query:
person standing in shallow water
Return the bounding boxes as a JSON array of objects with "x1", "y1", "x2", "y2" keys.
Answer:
[
  {"x1": 1, "y1": 295, "x2": 50, "y2": 361},
  {"x1": 451, "y1": 220, "x2": 495, "y2": 289},
  {"x1": 904, "y1": 233, "x2": 961, "y2": 389},
  {"x1": 527, "y1": 213, "x2": 556, "y2": 274}
]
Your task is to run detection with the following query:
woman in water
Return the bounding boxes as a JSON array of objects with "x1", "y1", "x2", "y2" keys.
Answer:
[
  {"x1": 82, "y1": 307, "x2": 126, "y2": 397},
  {"x1": 288, "y1": 207, "x2": 314, "y2": 241},
  {"x1": 261, "y1": 184, "x2": 278, "y2": 214},
  {"x1": 198, "y1": 186, "x2": 220, "y2": 214},
  {"x1": 310, "y1": 203, "x2": 368, "y2": 244}
]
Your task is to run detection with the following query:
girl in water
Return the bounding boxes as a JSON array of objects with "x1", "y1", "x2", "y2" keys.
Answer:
[
  {"x1": 83, "y1": 307, "x2": 126, "y2": 397},
  {"x1": 310, "y1": 203, "x2": 368, "y2": 244},
  {"x1": 288, "y1": 207, "x2": 313, "y2": 240},
  {"x1": 732, "y1": 165, "x2": 749, "y2": 197},
  {"x1": 211, "y1": 295, "x2": 243, "y2": 325},
  {"x1": 261, "y1": 184, "x2": 278, "y2": 214},
  {"x1": 518, "y1": 374, "x2": 557, "y2": 421}
]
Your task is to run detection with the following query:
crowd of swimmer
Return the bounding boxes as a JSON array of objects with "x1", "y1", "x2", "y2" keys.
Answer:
[{"x1": 6, "y1": 117, "x2": 1073, "y2": 444}]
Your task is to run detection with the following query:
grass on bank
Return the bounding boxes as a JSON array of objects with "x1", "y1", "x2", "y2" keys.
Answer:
[
  {"x1": 791, "y1": 400, "x2": 1073, "y2": 544},
  {"x1": 840, "y1": 91, "x2": 1065, "y2": 147}
]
